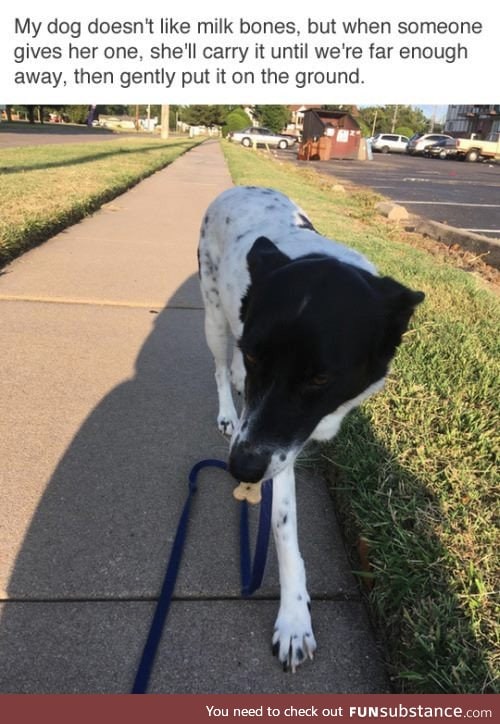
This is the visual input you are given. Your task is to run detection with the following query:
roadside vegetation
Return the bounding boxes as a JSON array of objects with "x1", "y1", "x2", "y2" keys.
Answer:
[
  {"x1": 222, "y1": 141, "x2": 499, "y2": 694},
  {"x1": 0, "y1": 136, "x2": 201, "y2": 267}
]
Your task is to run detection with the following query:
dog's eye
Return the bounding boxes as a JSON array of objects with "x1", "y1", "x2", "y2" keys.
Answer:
[
  {"x1": 310, "y1": 373, "x2": 329, "y2": 387},
  {"x1": 244, "y1": 352, "x2": 258, "y2": 366}
]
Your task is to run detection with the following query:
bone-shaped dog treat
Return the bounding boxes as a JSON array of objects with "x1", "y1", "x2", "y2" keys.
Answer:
[{"x1": 233, "y1": 480, "x2": 263, "y2": 505}]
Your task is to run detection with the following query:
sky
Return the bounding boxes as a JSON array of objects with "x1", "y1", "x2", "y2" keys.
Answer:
[
  {"x1": 359, "y1": 105, "x2": 449, "y2": 122},
  {"x1": 417, "y1": 105, "x2": 448, "y2": 122}
]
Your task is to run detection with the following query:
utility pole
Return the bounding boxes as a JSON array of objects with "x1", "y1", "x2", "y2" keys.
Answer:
[
  {"x1": 161, "y1": 105, "x2": 169, "y2": 139},
  {"x1": 430, "y1": 106, "x2": 436, "y2": 132},
  {"x1": 391, "y1": 105, "x2": 398, "y2": 133},
  {"x1": 371, "y1": 108, "x2": 378, "y2": 137}
]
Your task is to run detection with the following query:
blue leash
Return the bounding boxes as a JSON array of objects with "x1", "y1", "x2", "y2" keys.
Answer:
[{"x1": 131, "y1": 458, "x2": 273, "y2": 694}]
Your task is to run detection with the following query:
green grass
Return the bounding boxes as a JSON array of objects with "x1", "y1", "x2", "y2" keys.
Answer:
[
  {"x1": 0, "y1": 136, "x2": 201, "y2": 266},
  {"x1": 222, "y1": 141, "x2": 500, "y2": 693}
]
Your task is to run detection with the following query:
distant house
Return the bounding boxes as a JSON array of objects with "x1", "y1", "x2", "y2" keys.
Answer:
[
  {"x1": 287, "y1": 105, "x2": 322, "y2": 135},
  {"x1": 444, "y1": 105, "x2": 500, "y2": 139}
]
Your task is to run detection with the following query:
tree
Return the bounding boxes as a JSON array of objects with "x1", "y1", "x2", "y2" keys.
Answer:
[
  {"x1": 395, "y1": 126, "x2": 415, "y2": 139},
  {"x1": 180, "y1": 105, "x2": 234, "y2": 127},
  {"x1": 25, "y1": 105, "x2": 37, "y2": 124},
  {"x1": 393, "y1": 106, "x2": 429, "y2": 134},
  {"x1": 252, "y1": 105, "x2": 291, "y2": 133},
  {"x1": 321, "y1": 104, "x2": 359, "y2": 115},
  {"x1": 62, "y1": 105, "x2": 92, "y2": 124},
  {"x1": 359, "y1": 105, "x2": 429, "y2": 137}
]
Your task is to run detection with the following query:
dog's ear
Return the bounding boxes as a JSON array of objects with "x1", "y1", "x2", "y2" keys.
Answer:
[
  {"x1": 246, "y1": 237, "x2": 290, "y2": 285},
  {"x1": 373, "y1": 276, "x2": 425, "y2": 363}
]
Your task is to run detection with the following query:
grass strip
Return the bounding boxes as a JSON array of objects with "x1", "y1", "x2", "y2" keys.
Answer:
[
  {"x1": 222, "y1": 141, "x2": 499, "y2": 693},
  {"x1": 0, "y1": 136, "x2": 201, "y2": 266}
]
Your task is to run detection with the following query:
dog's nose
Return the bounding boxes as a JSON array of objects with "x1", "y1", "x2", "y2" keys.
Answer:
[{"x1": 229, "y1": 443, "x2": 270, "y2": 483}]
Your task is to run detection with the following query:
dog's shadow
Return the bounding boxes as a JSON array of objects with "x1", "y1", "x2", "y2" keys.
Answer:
[{"x1": 0, "y1": 275, "x2": 246, "y2": 688}]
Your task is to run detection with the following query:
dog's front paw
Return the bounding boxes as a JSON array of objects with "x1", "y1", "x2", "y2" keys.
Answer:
[
  {"x1": 217, "y1": 413, "x2": 237, "y2": 437},
  {"x1": 272, "y1": 600, "x2": 317, "y2": 672}
]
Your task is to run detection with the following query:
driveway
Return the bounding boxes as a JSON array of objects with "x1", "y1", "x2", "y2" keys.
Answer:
[{"x1": 279, "y1": 150, "x2": 500, "y2": 240}]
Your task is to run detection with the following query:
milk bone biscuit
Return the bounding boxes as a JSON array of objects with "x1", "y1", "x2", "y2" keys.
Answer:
[{"x1": 233, "y1": 481, "x2": 263, "y2": 505}]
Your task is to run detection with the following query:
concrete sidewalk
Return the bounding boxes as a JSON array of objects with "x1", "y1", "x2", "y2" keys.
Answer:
[{"x1": 0, "y1": 140, "x2": 389, "y2": 693}]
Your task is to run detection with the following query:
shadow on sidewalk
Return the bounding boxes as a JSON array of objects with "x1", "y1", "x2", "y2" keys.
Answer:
[
  {"x1": 3, "y1": 273, "x2": 234, "y2": 599},
  {"x1": 0, "y1": 273, "x2": 241, "y2": 691}
]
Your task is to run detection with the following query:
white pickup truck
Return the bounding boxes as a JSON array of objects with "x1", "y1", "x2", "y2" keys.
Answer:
[{"x1": 446, "y1": 132, "x2": 500, "y2": 162}]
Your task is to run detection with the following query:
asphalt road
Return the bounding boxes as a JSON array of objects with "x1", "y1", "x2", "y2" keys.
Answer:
[
  {"x1": 280, "y1": 149, "x2": 500, "y2": 240},
  {"x1": 0, "y1": 124, "x2": 140, "y2": 147}
]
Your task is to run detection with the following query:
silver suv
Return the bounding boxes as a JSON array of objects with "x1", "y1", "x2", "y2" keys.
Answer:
[{"x1": 371, "y1": 133, "x2": 409, "y2": 153}]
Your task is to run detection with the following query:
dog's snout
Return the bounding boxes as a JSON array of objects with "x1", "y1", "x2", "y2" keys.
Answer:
[{"x1": 229, "y1": 441, "x2": 270, "y2": 483}]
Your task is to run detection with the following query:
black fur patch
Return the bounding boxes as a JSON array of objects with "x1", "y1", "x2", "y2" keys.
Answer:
[
  {"x1": 231, "y1": 239, "x2": 424, "y2": 481},
  {"x1": 297, "y1": 213, "x2": 316, "y2": 231}
]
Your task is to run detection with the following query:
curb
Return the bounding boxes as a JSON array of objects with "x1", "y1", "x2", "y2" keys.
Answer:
[
  {"x1": 375, "y1": 202, "x2": 500, "y2": 270},
  {"x1": 405, "y1": 215, "x2": 500, "y2": 270}
]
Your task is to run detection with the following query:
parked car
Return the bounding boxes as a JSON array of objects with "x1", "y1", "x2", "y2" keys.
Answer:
[
  {"x1": 227, "y1": 126, "x2": 298, "y2": 149},
  {"x1": 407, "y1": 133, "x2": 454, "y2": 155},
  {"x1": 423, "y1": 142, "x2": 458, "y2": 160},
  {"x1": 371, "y1": 133, "x2": 409, "y2": 153},
  {"x1": 443, "y1": 133, "x2": 500, "y2": 162}
]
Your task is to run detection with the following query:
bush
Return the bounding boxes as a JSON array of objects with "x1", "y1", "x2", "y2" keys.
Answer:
[{"x1": 223, "y1": 108, "x2": 250, "y2": 137}]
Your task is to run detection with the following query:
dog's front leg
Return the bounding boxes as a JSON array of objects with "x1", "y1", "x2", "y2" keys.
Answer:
[
  {"x1": 271, "y1": 465, "x2": 317, "y2": 671},
  {"x1": 204, "y1": 309, "x2": 238, "y2": 435},
  {"x1": 230, "y1": 346, "x2": 246, "y2": 395}
]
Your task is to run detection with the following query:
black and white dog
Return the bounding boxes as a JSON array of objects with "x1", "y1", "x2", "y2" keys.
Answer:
[{"x1": 198, "y1": 186, "x2": 424, "y2": 671}]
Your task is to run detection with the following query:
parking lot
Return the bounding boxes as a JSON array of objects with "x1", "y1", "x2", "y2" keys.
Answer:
[{"x1": 279, "y1": 150, "x2": 500, "y2": 240}]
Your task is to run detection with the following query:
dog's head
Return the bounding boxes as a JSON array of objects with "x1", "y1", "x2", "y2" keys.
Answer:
[{"x1": 229, "y1": 237, "x2": 424, "y2": 482}]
